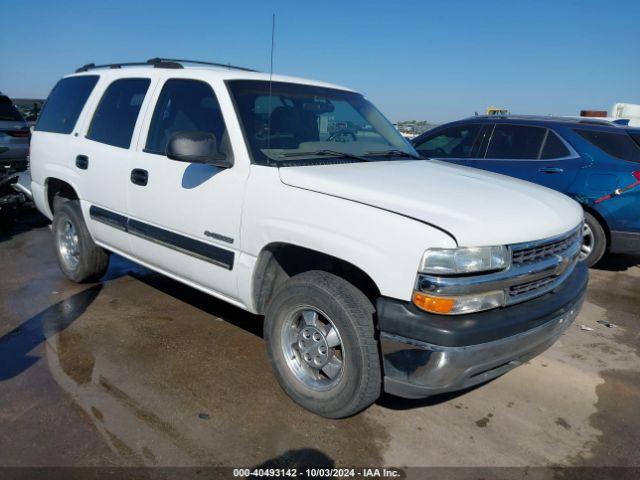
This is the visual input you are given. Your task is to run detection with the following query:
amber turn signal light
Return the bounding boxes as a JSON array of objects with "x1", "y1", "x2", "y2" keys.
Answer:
[{"x1": 412, "y1": 292, "x2": 456, "y2": 314}]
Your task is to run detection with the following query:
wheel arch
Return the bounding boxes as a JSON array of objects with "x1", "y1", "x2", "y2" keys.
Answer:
[
  {"x1": 574, "y1": 198, "x2": 611, "y2": 248},
  {"x1": 252, "y1": 242, "x2": 381, "y2": 315},
  {"x1": 45, "y1": 177, "x2": 80, "y2": 215}
]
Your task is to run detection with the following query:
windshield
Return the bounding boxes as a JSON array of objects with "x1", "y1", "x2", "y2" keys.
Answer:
[
  {"x1": 227, "y1": 80, "x2": 419, "y2": 165},
  {"x1": 0, "y1": 97, "x2": 25, "y2": 122}
]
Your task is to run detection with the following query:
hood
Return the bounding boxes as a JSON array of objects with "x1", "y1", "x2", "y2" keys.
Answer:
[{"x1": 279, "y1": 160, "x2": 583, "y2": 247}]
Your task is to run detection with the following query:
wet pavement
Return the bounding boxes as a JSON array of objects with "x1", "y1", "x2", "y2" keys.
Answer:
[{"x1": 1, "y1": 211, "x2": 639, "y2": 468}]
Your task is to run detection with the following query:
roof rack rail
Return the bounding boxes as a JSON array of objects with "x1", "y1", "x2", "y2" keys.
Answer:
[
  {"x1": 576, "y1": 118, "x2": 615, "y2": 126},
  {"x1": 75, "y1": 57, "x2": 258, "y2": 73},
  {"x1": 75, "y1": 59, "x2": 183, "y2": 72},
  {"x1": 148, "y1": 58, "x2": 259, "y2": 72}
]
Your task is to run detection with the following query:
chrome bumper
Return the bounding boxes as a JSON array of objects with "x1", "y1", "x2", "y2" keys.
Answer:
[{"x1": 381, "y1": 293, "x2": 584, "y2": 399}]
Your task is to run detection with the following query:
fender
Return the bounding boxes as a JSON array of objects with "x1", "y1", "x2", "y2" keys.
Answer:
[{"x1": 240, "y1": 167, "x2": 457, "y2": 305}]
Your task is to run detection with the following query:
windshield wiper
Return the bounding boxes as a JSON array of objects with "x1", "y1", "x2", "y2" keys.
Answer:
[
  {"x1": 366, "y1": 149, "x2": 422, "y2": 160},
  {"x1": 281, "y1": 150, "x2": 374, "y2": 162}
]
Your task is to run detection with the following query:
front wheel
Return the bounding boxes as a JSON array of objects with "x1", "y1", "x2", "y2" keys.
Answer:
[
  {"x1": 580, "y1": 211, "x2": 607, "y2": 267},
  {"x1": 264, "y1": 271, "x2": 381, "y2": 418}
]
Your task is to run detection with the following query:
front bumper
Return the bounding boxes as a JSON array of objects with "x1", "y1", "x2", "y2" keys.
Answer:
[{"x1": 379, "y1": 262, "x2": 587, "y2": 399}]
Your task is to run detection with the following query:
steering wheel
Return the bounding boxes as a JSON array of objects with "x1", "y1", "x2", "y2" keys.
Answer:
[{"x1": 328, "y1": 129, "x2": 357, "y2": 142}]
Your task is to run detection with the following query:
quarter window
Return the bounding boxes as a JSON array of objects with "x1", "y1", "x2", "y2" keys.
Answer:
[
  {"x1": 414, "y1": 125, "x2": 481, "y2": 158},
  {"x1": 540, "y1": 131, "x2": 571, "y2": 159},
  {"x1": 35, "y1": 76, "x2": 99, "y2": 134},
  {"x1": 87, "y1": 78, "x2": 150, "y2": 149},
  {"x1": 145, "y1": 79, "x2": 231, "y2": 159},
  {"x1": 575, "y1": 129, "x2": 640, "y2": 163}
]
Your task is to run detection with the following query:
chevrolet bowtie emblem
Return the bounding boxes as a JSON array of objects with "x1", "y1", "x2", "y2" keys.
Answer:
[{"x1": 554, "y1": 255, "x2": 571, "y2": 276}]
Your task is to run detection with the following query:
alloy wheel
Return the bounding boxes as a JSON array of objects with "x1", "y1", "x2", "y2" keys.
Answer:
[
  {"x1": 57, "y1": 219, "x2": 80, "y2": 270},
  {"x1": 579, "y1": 222, "x2": 594, "y2": 261},
  {"x1": 281, "y1": 306, "x2": 345, "y2": 391}
]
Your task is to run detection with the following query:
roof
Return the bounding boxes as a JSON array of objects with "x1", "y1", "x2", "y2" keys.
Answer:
[
  {"x1": 66, "y1": 58, "x2": 354, "y2": 92},
  {"x1": 460, "y1": 114, "x2": 628, "y2": 129},
  {"x1": 470, "y1": 114, "x2": 621, "y2": 124}
]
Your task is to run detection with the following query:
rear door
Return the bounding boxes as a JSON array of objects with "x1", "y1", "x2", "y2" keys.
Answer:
[
  {"x1": 413, "y1": 123, "x2": 483, "y2": 167},
  {"x1": 77, "y1": 76, "x2": 155, "y2": 254},
  {"x1": 469, "y1": 123, "x2": 582, "y2": 192}
]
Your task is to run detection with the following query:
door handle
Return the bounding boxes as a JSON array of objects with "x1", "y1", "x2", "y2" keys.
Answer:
[
  {"x1": 130, "y1": 168, "x2": 149, "y2": 186},
  {"x1": 538, "y1": 167, "x2": 564, "y2": 174},
  {"x1": 75, "y1": 155, "x2": 89, "y2": 170}
]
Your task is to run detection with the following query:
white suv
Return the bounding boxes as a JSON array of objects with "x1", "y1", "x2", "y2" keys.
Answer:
[{"x1": 30, "y1": 58, "x2": 587, "y2": 418}]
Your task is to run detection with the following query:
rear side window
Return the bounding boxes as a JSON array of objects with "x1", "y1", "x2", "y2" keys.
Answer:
[
  {"x1": 145, "y1": 79, "x2": 231, "y2": 159},
  {"x1": 87, "y1": 78, "x2": 150, "y2": 149},
  {"x1": 486, "y1": 124, "x2": 546, "y2": 159},
  {"x1": 540, "y1": 131, "x2": 571, "y2": 159},
  {"x1": 414, "y1": 124, "x2": 481, "y2": 158},
  {"x1": 0, "y1": 96, "x2": 25, "y2": 122},
  {"x1": 35, "y1": 76, "x2": 99, "y2": 134},
  {"x1": 575, "y1": 129, "x2": 640, "y2": 163}
]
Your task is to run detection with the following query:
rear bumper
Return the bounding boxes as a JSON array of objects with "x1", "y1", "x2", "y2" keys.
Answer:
[
  {"x1": 13, "y1": 171, "x2": 32, "y2": 199},
  {"x1": 378, "y1": 263, "x2": 587, "y2": 399},
  {"x1": 610, "y1": 230, "x2": 640, "y2": 255},
  {"x1": 0, "y1": 147, "x2": 29, "y2": 162}
]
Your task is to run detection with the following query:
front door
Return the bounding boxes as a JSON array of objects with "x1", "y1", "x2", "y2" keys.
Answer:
[{"x1": 126, "y1": 76, "x2": 248, "y2": 303}]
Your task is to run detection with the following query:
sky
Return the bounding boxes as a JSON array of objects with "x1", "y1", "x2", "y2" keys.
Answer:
[{"x1": 1, "y1": 0, "x2": 638, "y2": 123}]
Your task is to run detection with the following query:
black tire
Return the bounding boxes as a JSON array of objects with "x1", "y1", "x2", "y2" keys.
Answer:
[
  {"x1": 52, "y1": 198, "x2": 109, "y2": 282},
  {"x1": 582, "y1": 211, "x2": 607, "y2": 267},
  {"x1": 264, "y1": 271, "x2": 381, "y2": 418}
]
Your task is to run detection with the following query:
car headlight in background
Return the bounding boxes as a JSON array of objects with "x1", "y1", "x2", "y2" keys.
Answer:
[{"x1": 419, "y1": 246, "x2": 510, "y2": 275}]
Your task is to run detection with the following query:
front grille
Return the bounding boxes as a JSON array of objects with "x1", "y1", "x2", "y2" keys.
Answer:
[
  {"x1": 512, "y1": 229, "x2": 581, "y2": 266},
  {"x1": 506, "y1": 226, "x2": 582, "y2": 303},
  {"x1": 509, "y1": 275, "x2": 556, "y2": 298}
]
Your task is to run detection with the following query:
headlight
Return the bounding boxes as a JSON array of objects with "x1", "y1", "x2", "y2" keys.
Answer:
[
  {"x1": 419, "y1": 246, "x2": 510, "y2": 275},
  {"x1": 412, "y1": 290, "x2": 505, "y2": 315}
]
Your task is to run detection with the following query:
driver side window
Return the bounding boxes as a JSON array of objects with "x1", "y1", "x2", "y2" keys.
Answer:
[
  {"x1": 415, "y1": 124, "x2": 481, "y2": 158},
  {"x1": 145, "y1": 79, "x2": 233, "y2": 160}
]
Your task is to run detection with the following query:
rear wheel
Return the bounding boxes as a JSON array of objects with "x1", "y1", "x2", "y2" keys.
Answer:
[
  {"x1": 580, "y1": 211, "x2": 607, "y2": 267},
  {"x1": 264, "y1": 271, "x2": 381, "y2": 418},
  {"x1": 52, "y1": 198, "x2": 109, "y2": 282}
]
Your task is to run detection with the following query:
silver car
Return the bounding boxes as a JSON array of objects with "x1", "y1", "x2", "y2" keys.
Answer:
[{"x1": 1, "y1": 94, "x2": 30, "y2": 174}]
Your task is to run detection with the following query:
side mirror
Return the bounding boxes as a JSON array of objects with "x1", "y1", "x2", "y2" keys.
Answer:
[{"x1": 166, "y1": 131, "x2": 233, "y2": 168}]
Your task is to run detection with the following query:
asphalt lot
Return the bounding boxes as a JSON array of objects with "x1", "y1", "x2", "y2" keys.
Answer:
[{"x1": 1, "y1": 211, "x2": 639, "y2": 471}]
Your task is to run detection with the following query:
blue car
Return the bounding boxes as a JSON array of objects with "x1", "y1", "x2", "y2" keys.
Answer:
[{"x1": 412, "y1": 116, "x2": 640, "y2": 266}]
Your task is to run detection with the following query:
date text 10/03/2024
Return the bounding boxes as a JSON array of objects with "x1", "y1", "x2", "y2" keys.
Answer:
[{"x1": 233, "y1": 468, "x2": 402, "y2": 478}]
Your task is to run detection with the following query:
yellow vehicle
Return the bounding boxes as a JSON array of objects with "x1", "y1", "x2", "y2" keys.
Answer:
[{"x1": 486, "y1": 106, "x2": 509, "y2": 115}]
